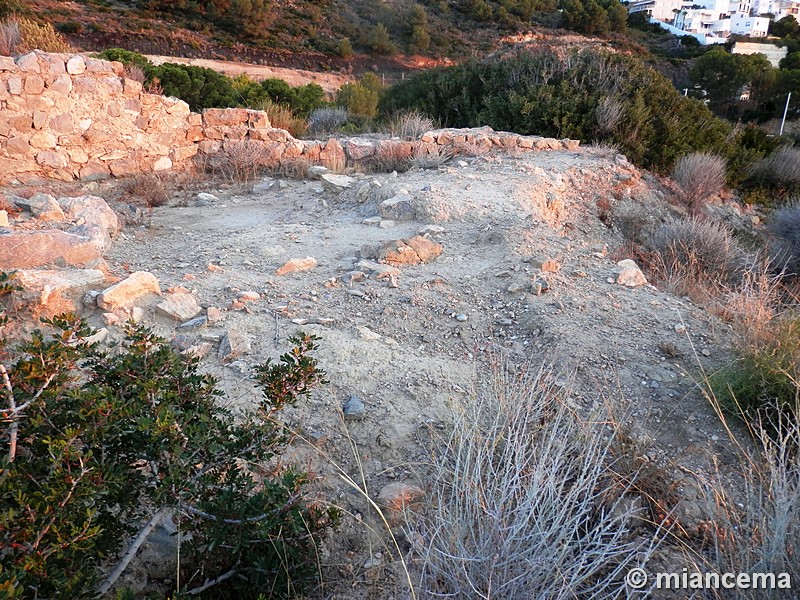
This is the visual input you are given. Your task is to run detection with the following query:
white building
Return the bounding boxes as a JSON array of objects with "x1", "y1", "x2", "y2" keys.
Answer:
[
  {"x1": 730, "y1": 13, "x2": 771, "y2": 36},
  {"x1": 626, "y1": 0, "x2": 685, "y2": 20},
  {"x1": 732, "y1": 41, "x2": 789, "y2": 66}
]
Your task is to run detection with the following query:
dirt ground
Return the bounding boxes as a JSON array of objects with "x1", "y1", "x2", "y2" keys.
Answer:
[{"x1": 70, "y1": 143, "x2": 749, "y2": 597}]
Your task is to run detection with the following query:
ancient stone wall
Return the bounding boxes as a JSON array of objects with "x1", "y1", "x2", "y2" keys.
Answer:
[{"x1": 0, "y1": 51, "x2": 579, "y2": 185}]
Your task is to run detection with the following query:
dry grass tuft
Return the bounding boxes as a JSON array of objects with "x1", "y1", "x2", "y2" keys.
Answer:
[
  {"x1": 212, "y1": 140, "x2": 274, "y2": 185},
  {"x1": 671, "y1": 152, "x2": 727, "y2": 215},
  {"x1": 308, "y1": 107, "x2": 348, "y2": 137},
  {"x1": 360, "y1": 143, "x2": 412, "y2": 173},
  {"x1": 260, "y1": 100, "x2": 308, "y2": 138},
  {"x1": 15, "y1": 18, "x2": 72, "y2": 53},
  {"x1": 388, "y1": 110, "x2": 436, "y2": 141},
  {"x1": 125, "y1": 173, "x2": 171, "y2": 208},
  {"x1": 0, "y1": 19, "x2": 20, "y2": 56},
  {"x1": 411, "y1": 361, "x2": 663, "y2": 598},
  {"x1": 647, "y1": 216, "x2": 746, "y2": 301},
  {"x1": 409, "y1": 144, "x2": 453, "y2": 170}
]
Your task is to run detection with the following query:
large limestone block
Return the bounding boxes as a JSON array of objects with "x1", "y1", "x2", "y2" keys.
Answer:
[
  {"x1": 203, "y1": 107, "x2": 249, "y2": 127},
  {"x1": 58, "y1": 195, "x2": 119, "y2": 235},
  {"x1": 0, "y1": 227, "x2": 107, "y2": 269},
  {"x1": 97, "y1": 271, "x2": 161, "y2": 311},
  {"x1": 15, "y1": 268, "x2": 105, "y2": 317}
]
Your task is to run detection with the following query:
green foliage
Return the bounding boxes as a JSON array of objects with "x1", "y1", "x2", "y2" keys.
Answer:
[
  {"x1": 0, "y1": 0, "x2": 22, "y2": 20},
  {"x1": 336, "y1": 73, "x2": 382, "y2": 120},
  {"x1": 711, "y1": 317, "x2": 800, "y2": 430},
  {"x1": 689, "y1": 47, "x2": 772, "y2": 116},
  {"x1": 148, "y1": 63, "x2": 238, "y2": 111},
  {"x1": 367, "y1": 22, "x2": 395, "y2": 55},
  {"x1": 781, "y1": 51, "x2": 800, "y2": 70},
  {"x1": 140, "y1": 0, "x2": 275, "y2": 39},
  {"x1": 379, "y1": 47, "x2": 732, "y2": 173},
  {"x1": 259, "y1": 78, "x2": 326, "y2": 118},
  {"x1": 0, "y1": 316, "x2": 335, "y2": 598},
  {"x1": 336, "y1": 37, "x2": 353, "y2": 58},
  {"x1": 95, "y1": 47, "x2": 151, "y2": 70},
  {"x1": 559, "y1": 0, "x2": 627, "y2": 35},
  {"x1": 408, "y1": 3, "x2": 431, "y2": 54},
  {"x1": 771, "y1": 15, "x2": 799, "y2": 38},
  {"x1": 0, "y1": 270, "x2": 18, "y2": 329}
]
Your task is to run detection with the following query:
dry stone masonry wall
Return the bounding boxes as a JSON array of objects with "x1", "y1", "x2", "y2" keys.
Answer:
[{"x1": 0, "y1": 51, "x2": 580, "y2": 184}]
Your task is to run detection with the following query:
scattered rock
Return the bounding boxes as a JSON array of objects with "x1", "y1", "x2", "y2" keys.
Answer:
[
  {"x1": 616, "y1": 259, "x2": 648, "y2": 288},
  {"x1": 357, "y1": 260, "x2": 400, "y2": 279},
  {"x1": 83, "y1": 327, "x2": 109, "y2": 346},
  {"x1": 97, "y1": 271, "x2": 160, "y2": 311},
  {"x1": 14, "y1": 269, "x2": 105, "y2": 317},
  {"x1": 417, "y1": 225, "x2": 445, "y2": 236},
  {"x1": 532, "y1": 276, "x2": 549, "y2": 295},
  {"x1": 276, "y1": 256, "x2": 318, "y2": 276},
  {"x1": 456, "y1": 313, "x2": 468, "y2": 322},
  {"x1": 195, "y1": 192, "x2": 219, "y2": 205},
  {"x1": 377, "y1": 482, "x2": 425, "y2": 515},
  {"x1": 218, "y1": 327, "x2": 251, "y2": 362},
  {"x1": 343, "y1": 395, "x2": 367, "y2": 420},
  {"x1": 321, "y1": 173, "x2": 354, "y2": 192},
  {"x1": 237, "y1": 290, "x2": 261, "y2": 302},
  {"x1": 17, "y1": 193, "x2": 64, "y2": 221},
  {"x1": 156, "y1": 293, "x2": 202, "y2": 322},
  {"x1": 308, "y1": 165, "x2": 329, "y2": 179},
  {"x1": 178, "y1": 316, "x2": 208, "y2": 329},
  {"x1": 541, "y1": 260, "x2": 561, "y2": 273},
  {"x1": 0, "y1": 211, "x2": 7, "y2": 227},
  {"x1": 674, "y1": 324, "x2": 686, "y2": 334},
  {"x1": 184, "y1": 342, "x2": 213, "y2": 359},
  {"x1": 356, "y1": 325, "x2": 381, "y2": 340},
  {"x1": 206, "y1": 307, "x2": 224, "y2": 324},
  {"x1": 380, "y1": 236, "x2": 442, "y2": 266},
  {"x1": 261, "y1": 245, "x2": 286, "y2": 258},
  {"x1": 57, "y1": 195, "x2": 118, "y2": 235},
  {"x1": 380, "y1": 194, "x2": 415, "y2": 221}
]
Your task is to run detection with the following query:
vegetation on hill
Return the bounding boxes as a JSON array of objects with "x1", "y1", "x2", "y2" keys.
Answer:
[{"x1": 378, "y1": 47, "x2": 780, "y2": 174}]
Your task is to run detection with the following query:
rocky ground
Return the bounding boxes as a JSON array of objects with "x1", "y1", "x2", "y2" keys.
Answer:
[{"x1": 1, "y1": 140, "x2": 756, "y2": 597}]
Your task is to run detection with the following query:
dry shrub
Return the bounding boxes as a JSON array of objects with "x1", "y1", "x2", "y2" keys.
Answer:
[
  {"x1": 750, "y1": 147, "x2": 800, "y2": 195},
  {"x1": 671, "y1": 152, "x2": 727, "y2": 215},
  {"x1": 451, "y1": 138, "x2": 491, "y2": 157},
  {"x1": 699, "y1": 404, "x2": 800, "y2": 595},
  {"x1": 260, "y1": 100, "x2": 308, "y2": 138},
  {"x1": 124, "y1": 63, "x2": 146, "y2": 83},
  {"x1": 409, "y1": 144, "x2": 453, "y2": 170},
  {"x1": 411, "y1": 361, "x2": 662, "y2": 598},
  {"x1": 595, "y1": 95, "x2": 624, "y2": 133},
  {"x1": 720, "y1": 261, "x2": 783, "y2": 343},
  {"x1": 768, "y1": 203, "x2": 800, "y2": 277},
  {"x1": 16, "y1": 18, "x2": 72, "y2": 53},
  {"x1": 125, "y1": 173, "x2": 171, "y2": 208},
  {"x1": 388, "y1": 109, "x2": 436, "y2": 140},
  {"x1": 0, "y1": 19, "x2": 20, "y2": 55},
  {"x1": 361, "y1": 142, "x2": 411, "y2": 173},
  {"x1": 308, "y1": 107, "x2": 348, "y2": 137},
  {"x1": 272, "y1": 156, "x2": 311, "y2": 179},
  {"x1": 213, "y1": 140, "x2": 272, "y2": 184}
]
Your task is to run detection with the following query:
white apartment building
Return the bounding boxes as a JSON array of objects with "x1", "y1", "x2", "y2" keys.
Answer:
[
  {"x1": 753, "y1": 0, "x2": 800, "y2": 17},
  {"x1": 626, "y1": 0, "x2": 685, "y2": 20},
  {"x1": 730, "y1": 13, "x2": 771, "y2": 35}
]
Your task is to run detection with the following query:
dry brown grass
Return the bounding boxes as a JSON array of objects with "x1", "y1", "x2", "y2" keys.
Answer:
[
  {"x1": 260, "y1": 100, "x2": 308, "y2": 138},
  {"x1": 409, "y1": 144, "x2": 453, "y2": 170},
  {"x1": 360, "y1": 142, "x2": 412, "y2": 173},
  {"x1": 124, "y1": 173, "x2": 171, "y2": 208},
  {"x1": 16, "y1": 18, "x2": 72, "y2": 53},
  {"x1": 212, "y1": 140, "x2": 274, "y2": 184},
  {"x1": 388, "y1": 110, "x2": 436, "y2": 141},
  {"x1": 671, "y1": 152, "x2": 727, "y2": 215},
  {"x1": 0, "y1": 19, "x2": 20, "y2": 56}
]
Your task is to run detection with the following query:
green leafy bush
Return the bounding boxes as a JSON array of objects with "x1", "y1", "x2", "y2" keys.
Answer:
[
  {"x1": 379, "y1": 47, "x2": 732, "y2": 173},
  {"x1": 0, "y1": 315, "x2": 336, "y2": 598},
  {"x1": 711, "y1": 317, "x2": 800, "y2": 429},
  {"x1": 259, "y1": 78, "x2": 326, "y2": 118},
  {"x1": 148, "y1": 62, "x2": 238, "y2": 111},
  {"x1": 95, "y1": 47, "x2": 151, "y2": 70},
  {"x1": 336, "y1": 73, "x2": 382, "y2": 121}
]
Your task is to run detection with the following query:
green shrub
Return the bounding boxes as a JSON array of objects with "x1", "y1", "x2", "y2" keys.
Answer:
[
  {"x1": 379, "y1": 47, "x2": 732, "y2": 173},
  {"x1": 259, "y1": 78, "x2": 326, "y2": 118},
  {"x1": 744, "y1": 146, "x2": 800, "y2": 202},
  {"x1": 711, "y1": 317, "x2": 800, "y2": 427},
  {"x1": 336, "y1": 73, "x2": 382, "y2": 121},
  {"x1": 147, "y1": 62, "x2": 238, "y2": 111},
  {"x1": 95, "y1": 47, "x2": 151, "y2": 70},
  {"x1": 0, "y1": 315, "x2": 336, "y2": 598}
]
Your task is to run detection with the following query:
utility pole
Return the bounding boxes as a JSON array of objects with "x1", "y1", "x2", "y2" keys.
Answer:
[{"x1": 779, "y1": 92, "x2": 792, "y2": 137}]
